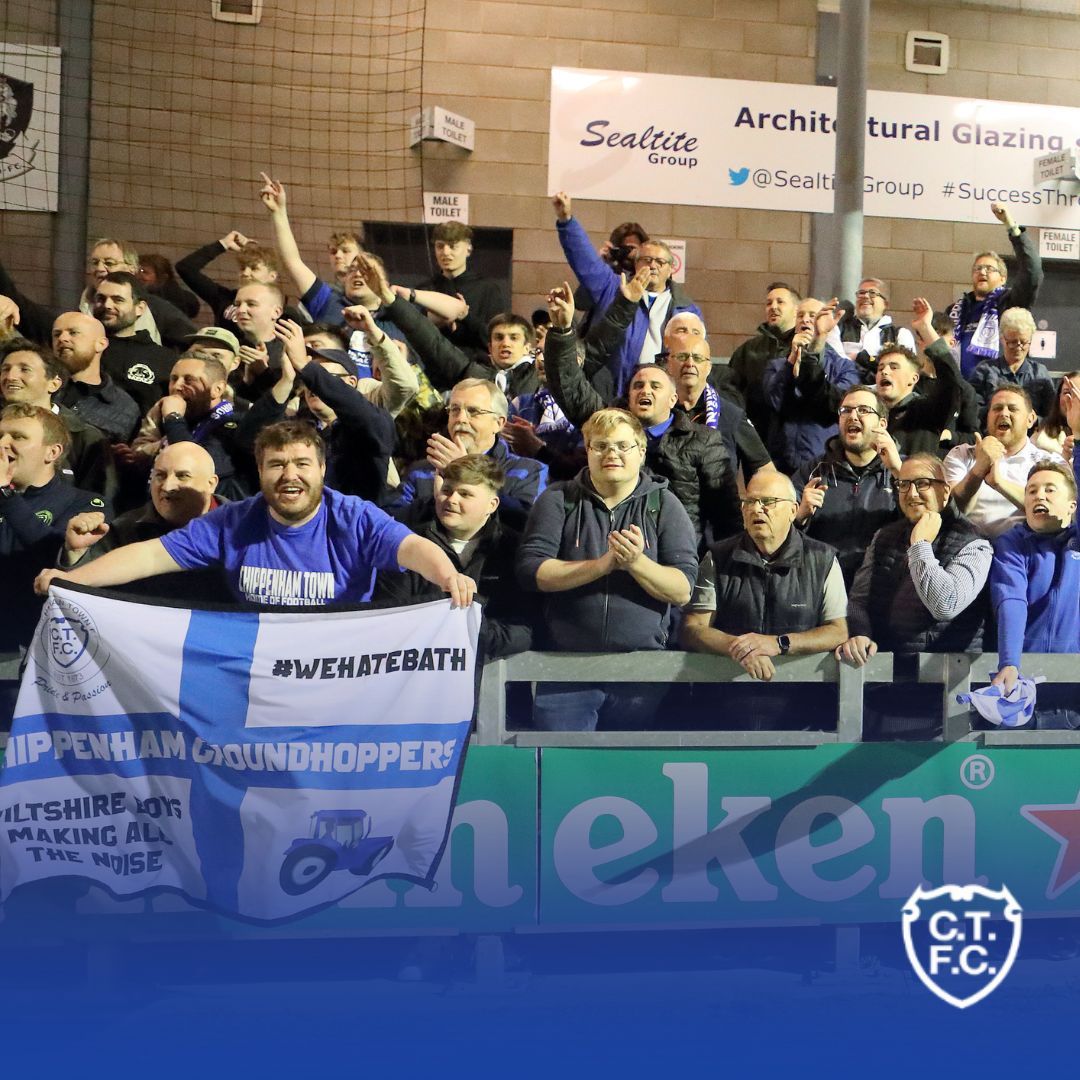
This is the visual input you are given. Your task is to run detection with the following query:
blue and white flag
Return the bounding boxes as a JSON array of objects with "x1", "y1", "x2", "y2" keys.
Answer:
[{"x1": 0, "y1": 587, "x2": 480, "y2": 922}]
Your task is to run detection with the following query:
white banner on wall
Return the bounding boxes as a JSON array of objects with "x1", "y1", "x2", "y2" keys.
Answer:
[
  {"x1": 548, "y1": 68, "x2": 1080, "y2": 226},
  {"x1": 0, "y1": 45, "x2": 60, "y2": 212}
]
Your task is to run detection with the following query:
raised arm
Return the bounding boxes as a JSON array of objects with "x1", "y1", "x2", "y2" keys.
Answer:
[
  {"x1": 342, "y1": 305, "x2": 419, "y2": 416},
  {"x1": 552, "y1": 192, "x2": 619, "y2": 314},
  {"x1": 260, "y1": 173, "x2": 318, "y2": 297},
  {"x1": 365, "y1": 257, "x2": 477, "y2": 391},
  {"x1": 993, "y1": 201, "x2": 1043, "y2": 309},
  {"x1": 542, "y1": 282, "x2": 605, "y2": 428}
]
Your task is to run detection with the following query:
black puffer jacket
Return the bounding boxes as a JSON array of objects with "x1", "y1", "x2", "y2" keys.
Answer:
[
  {"x1": 722, "y1": 322, "x2": 795, "y2": 436},
  {"x1": 545, "y1": 327, "x2": 741, "y2": 547}
]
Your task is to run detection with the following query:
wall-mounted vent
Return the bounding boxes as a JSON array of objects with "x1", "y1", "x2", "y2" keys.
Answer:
[
  {"x1": 212, "y1": 0, "x2": 263, "y2": 24},
  {"x1": 905, "y1": 31, "x2": 949, "y2": 75}
]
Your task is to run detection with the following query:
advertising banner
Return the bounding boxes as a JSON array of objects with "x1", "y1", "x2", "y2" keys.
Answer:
[
  {"x1": 540, "y1": 745, "x2": 1080, "y2": 927},
  {"x1": 548, "y1": 67, "x2": 1080, "y2": 226}
]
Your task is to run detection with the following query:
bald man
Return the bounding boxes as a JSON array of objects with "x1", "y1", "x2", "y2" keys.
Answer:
[
  {"x1": 59, "y1": 442, "x2": 224, "y2": 600},
  {"x1": 682, "y1": 468, "x2": 848, "y2": 683},
  {"x1": 51, "y1": 311, "x2": 140, "y2": 442}
]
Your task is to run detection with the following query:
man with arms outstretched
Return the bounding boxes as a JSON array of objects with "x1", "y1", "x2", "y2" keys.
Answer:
[{"x1": 37, "y1": 420, "x2": 476, "y2": 608}]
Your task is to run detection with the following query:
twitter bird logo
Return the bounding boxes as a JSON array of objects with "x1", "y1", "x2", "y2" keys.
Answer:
[{"x1": 728, "y1": 167, "x2": 750, "y2": 186}]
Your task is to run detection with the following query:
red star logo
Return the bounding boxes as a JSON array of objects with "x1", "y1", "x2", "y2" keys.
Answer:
[{"x1": 1021, "y1": 792, "x2": 1080, "y2": 899}]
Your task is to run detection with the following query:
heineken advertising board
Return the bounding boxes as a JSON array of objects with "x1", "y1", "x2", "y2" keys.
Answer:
[{"x1": 304, "y1": 743, "x2": 1080, "y2": 932}]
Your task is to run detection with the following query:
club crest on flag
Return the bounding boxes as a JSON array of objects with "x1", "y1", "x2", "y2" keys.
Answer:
[
  {"x1": 37, "y1": 596, "x2": 108, "y2": 685},
  {"x1": 902, "y1": 884, "x2": 1022, "y2": 1009}
]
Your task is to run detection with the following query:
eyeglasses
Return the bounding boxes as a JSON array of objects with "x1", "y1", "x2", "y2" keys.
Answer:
[
  {"x1": 1002, "y1": 337, "x2": 1031, "y2": 349},
  {"x1": 588, "y1": 440, "x2": 641, "y2": 455},
  {"x1": 739, "y1": 496, "x2": 796, "y2": 510},
  {"x1": 896, "y1": 477, "x2": 946, "y2": 493},
  {"x1": 447, "y1": 404, "x2": 502, "y2": 419},
  {"x1": 838, "y1": 404, "x2": 881, "y2": 418},
  {"x1": 670, "y1": 352, "x2": 708, "y2": 364},
  {"x1": 973, "y1": 263, "x2": 1002, "y2": 275},
  {"x1": 855, "y1": 289, "x2": 884, "y2": 300},
  {"x1": 87, "y1": 257, "x2": 124, "y2": 270},
  {"x1": 634, "y1": 255, "x2": 671, "y2": 267}
]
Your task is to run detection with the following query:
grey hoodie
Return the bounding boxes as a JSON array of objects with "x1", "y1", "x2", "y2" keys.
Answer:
[{"x1": 517, "y1": 469, "x2": 698, "y2": 651}]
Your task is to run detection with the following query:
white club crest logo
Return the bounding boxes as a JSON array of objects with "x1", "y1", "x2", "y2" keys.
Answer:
[
  {"x1": 35, "y1": 596, "x2": 109, "y2": 686},
  {"x1": 902, "y1": 884, "x2": 1022, "y2": 1009}
]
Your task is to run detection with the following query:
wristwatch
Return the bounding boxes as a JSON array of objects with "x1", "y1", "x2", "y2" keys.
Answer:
[
  {"x1": 163, "y1": 411, "x2": 185, "y2": 425},
  {"x1": 777, "y1": 634, "x2": 791, "y2": 655}
]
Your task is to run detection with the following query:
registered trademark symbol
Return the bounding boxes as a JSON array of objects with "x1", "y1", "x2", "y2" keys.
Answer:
[{"x1": 960, "y1": 754, "x2": 995, "y2": 790}]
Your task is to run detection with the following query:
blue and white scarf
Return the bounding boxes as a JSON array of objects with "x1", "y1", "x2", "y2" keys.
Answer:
[
  {"x1": 701, "y1": 382, "x2": 721, "y2": 429},
  {"x1": 950, "y1": 285, "x2": 1005, "y2": 362}
]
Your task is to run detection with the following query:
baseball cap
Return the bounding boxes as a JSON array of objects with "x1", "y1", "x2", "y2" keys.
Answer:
[
  {"x1": 310, "y1": 347, "x2": 359, "y2": 379},
  {"x1": 187, "y1": 326, "x2": 240, "y2": 356}
]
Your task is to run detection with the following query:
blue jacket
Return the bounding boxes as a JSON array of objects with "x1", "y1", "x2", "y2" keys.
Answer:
[
  {"x1": 390, "y1": 437, "x2": 547, "y2": 534},
  {"x1": 762, "y1": 343, "x2": 860, "y2": 474},
  {"x1": 556, "y1": 217, "x2": 701, "y2": 396},
  {"x1": 968, "y1": 355, "x2": 1056, "y2": 422},
  {"x1": 991, "y1": 452, "x2": 1080, "y2": 668}
]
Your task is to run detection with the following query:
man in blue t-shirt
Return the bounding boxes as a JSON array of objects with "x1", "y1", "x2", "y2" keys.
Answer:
[{"x1": 36, "y1": 421, "x2": 477, "y2": 608}]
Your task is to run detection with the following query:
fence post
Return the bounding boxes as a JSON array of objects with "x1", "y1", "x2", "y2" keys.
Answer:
[
  {"x1": 942, "y1": 654, "x2": 974, "y2": 743},
  {"x1": 836, "y1": 659, "x2": 864, "y2": 742},
  {"x1": 475, "y1": 658, "x2": 506, "y2": 746}
]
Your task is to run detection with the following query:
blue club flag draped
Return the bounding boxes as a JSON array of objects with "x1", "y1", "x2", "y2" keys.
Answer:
[{"x1": 0, "y1": 586, "x2": 480, "y2": 922}]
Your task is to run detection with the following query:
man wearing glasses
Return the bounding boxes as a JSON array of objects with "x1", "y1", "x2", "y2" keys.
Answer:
[
  {"x1": 968, "y1": 307, "x2": 1055, "y2": 421},
  {"x1": 552, "y1": 192, "x2": 701, "y2": 396},
  {"x1": 663, "y1": 330, "x2": 772, "y2": 480},
  {"x1": 826, "y1": 277, "x2": 916, "y2": 382},
  {"x1": 518, "y1": 408, "x2": 697, "y2": 731},
  {"x1": 0, "y1": 239, "x2": 197, "y2": 351},
  {"x1": 947, "y1": 202, "x2": 1043, "y2": 378},
  {"x1": 838, "y1": 454, "x2": 991, "y2": 738},
  {"x1": 681, "y1": 470, "x2": 848, "y2": 690},
  {"x1": 790, "y1": 386, "x2": 900, "y2": 585},
  {"x1": 391, "y1": 376, "x2": 547, "y2": 530}
]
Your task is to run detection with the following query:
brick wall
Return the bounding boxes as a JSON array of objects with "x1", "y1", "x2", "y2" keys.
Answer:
[{"x1": 2, "y1": 0, "x2": 1080, "y2": 348}]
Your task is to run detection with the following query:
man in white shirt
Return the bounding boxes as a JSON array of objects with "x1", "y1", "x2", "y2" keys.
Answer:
[
  {"x1": 943, "y1": 385, "x2": 1064, "y2": 538},
  {"x1": 826, "y1": 277, "x2": 916, "y2": 380}
]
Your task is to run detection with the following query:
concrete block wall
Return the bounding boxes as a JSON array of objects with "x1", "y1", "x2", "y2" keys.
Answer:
[{"x1": 2, "y1": 0, "x2": 1080, "y2": 351}]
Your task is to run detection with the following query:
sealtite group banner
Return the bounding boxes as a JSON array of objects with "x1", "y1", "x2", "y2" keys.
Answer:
[
  {"x1": 0, "y1": 587, "x2": 480, "y2": 921},
  {"x1": 548, "y1": 67, "x2": 1080, "y2": 226}
]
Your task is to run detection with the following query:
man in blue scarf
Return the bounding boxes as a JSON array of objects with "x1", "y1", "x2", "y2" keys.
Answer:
[{"x1": 949, "y1": 201, "x2": 1042, "y2": 379}]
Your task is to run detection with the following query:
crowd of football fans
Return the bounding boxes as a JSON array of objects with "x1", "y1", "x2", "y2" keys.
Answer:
[{"x1": 3, "y1": 183, "x2": 1077, "y2": 733}]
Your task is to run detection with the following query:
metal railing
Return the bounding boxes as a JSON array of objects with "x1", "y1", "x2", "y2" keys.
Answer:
[{"x1": 476, "y1": 651, "x2": 1080, "y2": 746}]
